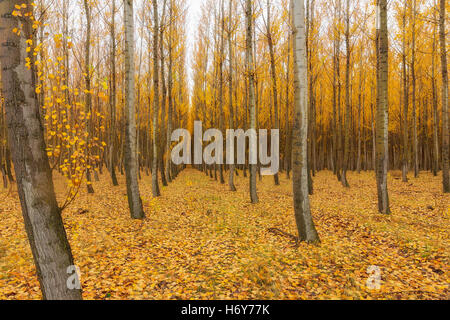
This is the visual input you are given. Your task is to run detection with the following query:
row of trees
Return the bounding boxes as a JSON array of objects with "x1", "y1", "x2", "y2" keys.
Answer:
[{"x1": 191, "y1": 0, "x2": 449, "y2": 196}]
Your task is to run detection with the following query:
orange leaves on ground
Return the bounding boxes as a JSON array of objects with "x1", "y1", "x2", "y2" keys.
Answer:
[{"x1": 0, "y1": 170, "x2": 448, "y2": 300}]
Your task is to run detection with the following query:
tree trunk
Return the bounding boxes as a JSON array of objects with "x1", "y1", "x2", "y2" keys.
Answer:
[
  {"x1": 124, "y1": 0, "x2": 145, "y2": 219},
  {"x1": 291, "y1": 0, "x2": 319, "y2": 243},
  {"x1": 109, "y1": 0, "x2": 119, "y2": 187},
  {"x1": 401, "y1": 1, "x2": 409, "y2": 182},
  {"x1": 152, "y1": 0, "x2": 161, "y2": 197},
  {"x1": 159, "y1": 0, "x2": 168, "y2": 187},
  {"x1": 83, "y1": 0, "x2": 94, "y2": 194},
  {"x1": 431, "y1": 14, "x2": 439, "y2": 177},
  {"x1": 165, "y1": 0, "x2": 174, "y2": 183},
  {"x1": 218, "y1": 0, "x2": 225, "y2": 185},
  {"x1": 411, "y1": 0, "x2": 419, "y2": 178},
  {"x1": 245, "y1": 0, "x2": 258, "y2": 203},
  {"x1": 375, "y1": 0, "x2": 390, "y2": 214},
  {"x1": 439, "y1": 0, "x2": 449, "y2": 193},
  {"x1": 0, "y1": 0, "x2": 82, "y2": 299},
  {"x1": 341, "y1": 0, "x2": 350, "y2": 187},
  {"x1": 336, "y1": 0, "x2": 343, "y2": 182},
  {"x1": 267, "y1": 0, "x2": 280, "y2": 186},
  {"x1": 357, "y1": 65, "x2": 362, "y2": 174},
  {"x1": 228, "y1": 0, "x2": 236, "y2": 192},
  {"x1": 285, "y1": 31, "x2": 291, "y2": 180}
]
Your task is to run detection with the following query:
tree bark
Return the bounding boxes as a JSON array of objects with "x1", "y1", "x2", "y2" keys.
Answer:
[
  {"x1": 291, "y1": 0, "x2": 319, "y2": 243},
  {"x1": 228, "y1": 0, "x2": 236, "y2": 191},
  {"x1": 159, "y1": 0, "x2": 168, "y2": 187},
  {"x1": 439, "y1": 0, "x2": 449, "y2": 193},
  {"x1": 375, "y1": 0, "x2": 391, "y2": 214},
  {"x1": 109, "y1": 0, "x2": 119, "y2": 187},
  {"x1": 341, "y1": 0, "x2": 350, "y2": 187},
  {"x1": 165, "y1": 0, "x2": 174, "y2": 183},
  {"x1": 285, "y1": 30, "x2": 291, "y2": 180},
  {"x1": 245, "y1": 0, "x2": 258, "y2": 203},
  {"x1": 124, "y1": 0, "x2": 145, "y2": 219},
  {"x1": 0, "y1": 0, "x2": 82, "y2": 299},
  {"x1": 152, "y1": 0, "x2": 161, "y2": 197},
  {"x1": 218, "y1": 0, "x2": 225, "y2": 185},
  {"x1": 431, "y1": 12, "x2": 439, "y2": 177},
  {"x1": 401, "y1": 1, "x2": 409, "y2": 182},
  {"x1": 266, "y1": 0, "x2": 280, "y2": 186},
  {"x1": 83, "y1": 0, "x2": 94, "y2": 194},
  {"x1": 411, "y1": 0, "x2": 419, "y2": 178}
]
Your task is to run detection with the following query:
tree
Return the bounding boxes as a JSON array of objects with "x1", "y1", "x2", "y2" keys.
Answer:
[
  {"x1": 165, "y1": 0, "x2": 174, "y2": 183},
  {"x1": 265, "y1": 0, "x2": 281, "y2": 186},
  {"x1": 228, "y1": 0, "x2": 237, "y2": 192},
  {"x1": 411, "y1": 0, "x2": 419, "y2": 178},
  {"x1": 0, "y1": 0, "x2": 82, "y2": 300},
  {"x1": 439, "y1": 0, "x2": 449, "y2": 193},
  {"x1": 431, "y1": 7, "x2": 439, "y2": 177},
  {"x1": 401, "y1": 0, "x2": 409, "y2": 182},
  {"x1": 83, "y1": 0, "x2": 95, "y2": 194},
  {"x1": 152, "y1": 0, "x2": 161, "y2": 197},
  {"x1": 341, "y1": 0, "x2": 350, "y2": 187},
  {"x1": 108, "y1": 0, "x2": 119, "y2": 186},
  {"x1": 284, "y1": 25, "x2": 292, "y2": 180},
  {"x1": 246, "y1": 0, "x2": 259, "y2": 204},
  {"x1": 124, "y1": 0, "x2": 145, "y2": 219},
  {"x1": 218, "y1": 0, "x2": 225, "y2": 185},
  {"x1": 291, "y1": 0, "x2": 320, "y2": 243},
  {"x1": 158, "y1": 0, "x2": 168, "y2": 187},
  {"x1": 375, "y1": 0, "x2": 391, "y2": 214}
]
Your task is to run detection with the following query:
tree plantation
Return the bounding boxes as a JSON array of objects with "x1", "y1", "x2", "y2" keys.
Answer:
[{"x1": 0, "y1": 0, "x2": 448, "y2": 300}]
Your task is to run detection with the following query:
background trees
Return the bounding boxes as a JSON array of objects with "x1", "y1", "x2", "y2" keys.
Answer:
[
  {"x1": 124, "y1": 0, "x2": 145, "y2": 219},
  {"x1": 0, "y1": 1, "x2": 447, "y2": 201},
  {"x1": 291, "y1": 0, "x2": 320, "y2": 242}
]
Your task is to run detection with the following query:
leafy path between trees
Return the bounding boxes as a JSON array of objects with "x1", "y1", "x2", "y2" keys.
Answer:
[{"x1": 0, "y1": 169, "x2": 448, "y2": 299}]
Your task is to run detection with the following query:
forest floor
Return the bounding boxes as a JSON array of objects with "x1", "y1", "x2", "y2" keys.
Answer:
[{"x1": 0, "y1": 168, "x2": 448, "y2": 300}]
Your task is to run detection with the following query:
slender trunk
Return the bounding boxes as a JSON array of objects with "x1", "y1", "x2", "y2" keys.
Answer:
[
  {"x1": 432, "y1": 16, "x2": 439, "y2": 177},
  {"x1": 411, "y1": 0, "x2": 419, "y2": 178},
  {"x1": 291, "y1": 0, "x2": 319, "y2": 243},
  {"x1": 246, "y1": 0, "x2": 258, "y2": 203},
  {"x1": 357, "y1": 61, "x2": 363, "y2": 174},
  {"x1": 124, "y1": 0, "x2": 145, "y2": 219},
  {"x1": 228, "y1": 0, "x2": 236, "y2": 191},
  {"x1": 341, "y1": 0, "x2": 350, "y2": 187},
  {"x1": 336, "y1": 0, "x2": 343, "y2": 181},
  {"x1": 218, "y1": 0, "x2": 225, "y2": 185},
  {"x1": 439, "y1": 0, "x2": 449, "y2": 193},
  {"x1": 332, "y1": 24, "x2": 338, "y2": 175},
  {"x1": 401, "y1": 1, "x2": 409, "y2": 182},
  {"x1": 165, "y1": 0, "x2": 174, "y2": 183},
  {"x1": 267, "y1": 0, "x2": 280, "y2": 186},
  {"x1": 285, "y1": 33, "x2": 291, "y2": 180},
  {"x1": 375, "y1": 0, "x2": 390, "y2": 214},
  {"x1": 83, "y1": 0, "x2": 94, "y2": 194},
  {"x1": 152, "y1": 0, "x2": 161, "y2": 197},
  {"x1": 109, "y1": 0, "x2": 119, "y2": 186},
  {"x1": 159, "y1": 0, "x2": 168, "y2": 187}
]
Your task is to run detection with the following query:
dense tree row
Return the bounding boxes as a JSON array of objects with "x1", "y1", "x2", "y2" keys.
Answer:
[{"x1": 191, "y1": 0, "x2": 449, "y2": 193}]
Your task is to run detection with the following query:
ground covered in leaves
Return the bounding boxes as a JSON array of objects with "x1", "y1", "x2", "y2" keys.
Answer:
[{"x1": 0, "y1": 168, "x2": 448, "y2": 300}]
